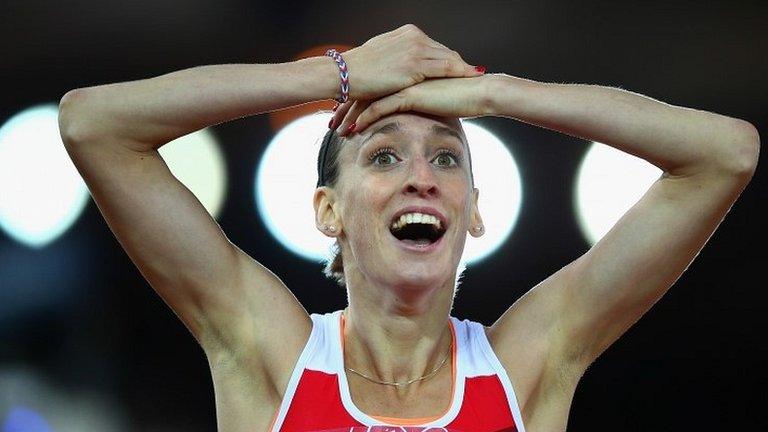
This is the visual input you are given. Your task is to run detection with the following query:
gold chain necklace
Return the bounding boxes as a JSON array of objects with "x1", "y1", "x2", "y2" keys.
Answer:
[{"x1": 344, "y1": 340, "x2": 452, "y2": 387}]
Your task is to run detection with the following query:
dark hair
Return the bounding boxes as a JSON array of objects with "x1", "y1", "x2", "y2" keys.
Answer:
[
  {"x1": 315, "y1": 119, "x2": 475, "y2": 288},
  {"x1": 316, "y1": 128, "x2": 347, "y2": 286}
]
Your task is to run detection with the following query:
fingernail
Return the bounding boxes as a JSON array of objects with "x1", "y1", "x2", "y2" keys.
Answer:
[
  {"x1": 332, "y1": 103, "x2": 340, "y2": 112},
  {"x1": 328, "y1": 118, "x2": 335, "y2": 129},
  {"x1": 475, "y1": 65, "x2": 486, "y2": 74},
  {"x1": 346, "y1": 122, "x2": 356, "y2": 135}
]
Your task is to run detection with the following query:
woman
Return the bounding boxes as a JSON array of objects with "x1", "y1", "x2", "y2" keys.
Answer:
[{"x1": 58, "y1": 24, "x2": 759, "y2": 432}]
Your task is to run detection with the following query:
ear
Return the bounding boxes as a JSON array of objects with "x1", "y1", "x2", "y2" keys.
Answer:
[
  {"x1": 468, "y1": 187, "x2": 485, "y2": 238},
  {"x1": 313, "y1": 186, "x2": 343, "y2": 237}
]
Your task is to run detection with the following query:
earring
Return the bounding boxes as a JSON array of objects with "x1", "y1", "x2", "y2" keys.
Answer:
[
  {"x1": 328, "y1": 225, "x2": 337, "y2": 233},
  {"x1": 474, "y1": 225, "x2": 484, "y2": 233}
]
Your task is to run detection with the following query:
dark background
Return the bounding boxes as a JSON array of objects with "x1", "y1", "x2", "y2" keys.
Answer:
[{"x1": 1, "y1": 0, "x2": 766, "y2": 430}]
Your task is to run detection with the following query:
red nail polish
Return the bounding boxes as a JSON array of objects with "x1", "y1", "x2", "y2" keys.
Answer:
[
  {"x1": 475, "y1": 65, "x2": 486, "y2": 74},
  {"x1": 346, "y1": 122, "x2": 356, "y2": 134},
  {"x1": 332, "y1": 103, "x2": 340, "y2": 112},
  {"x1": 328, "y1": 118, "x2": 335, "y2": 129}
]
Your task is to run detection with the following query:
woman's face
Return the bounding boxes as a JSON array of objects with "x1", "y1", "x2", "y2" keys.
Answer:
[{"x1": 319, "y1": 112, "x2": 483, "y2": 289}]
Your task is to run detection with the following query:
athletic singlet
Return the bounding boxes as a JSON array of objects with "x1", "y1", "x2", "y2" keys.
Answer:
[{"x1": 268, "y1": 310, "x2": 527, "y2": 432}]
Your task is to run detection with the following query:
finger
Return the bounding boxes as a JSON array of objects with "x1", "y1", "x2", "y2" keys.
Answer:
[
  {"x1": 419, "y1": 58, "x2": 481, "y2": 80},
  {"x1": 353, "y1": 92, "x2": 411, "y2": 134},
  {"x1": 334, "y1": 100, "x2": 359, "y2": 135},
  {"x1": 330, "y1": 100, "x2": 354, "y2": 129},
  {"x1": 421, "y1": 46, "x2": 483, "y2": 78},
  {"x1": 336, "y1": 100, "x2": 371, "y2": 137}
]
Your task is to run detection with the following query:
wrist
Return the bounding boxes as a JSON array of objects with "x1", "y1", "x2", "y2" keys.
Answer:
[
  {"x1": 290, "y1": 56, "x2": 344, "y2": 102},
  {"x1": 484, "y1": 73, "x2": 541, "y2": 118}
]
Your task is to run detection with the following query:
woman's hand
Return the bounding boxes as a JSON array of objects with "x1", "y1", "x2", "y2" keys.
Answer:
[
  {"x1": 333, "y1": 74, "x2": 498, "y2": 135},
  {"x1": 341, "y1": 24, "x2": 484, "y2": 101}
]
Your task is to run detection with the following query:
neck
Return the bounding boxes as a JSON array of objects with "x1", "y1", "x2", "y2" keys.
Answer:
[{"x1": 342, "y1": 268, "x2": 457, "y2": 393}]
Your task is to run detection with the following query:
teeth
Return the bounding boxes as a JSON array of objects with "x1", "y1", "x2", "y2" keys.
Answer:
[{"x1": 390, "y1": 212, "x2": 443, "y2": 230}]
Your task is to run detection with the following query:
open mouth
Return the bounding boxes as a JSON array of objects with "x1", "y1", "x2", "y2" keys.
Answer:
[{"x1": 389, "y1": 213, "x2": 447, "y2": 247}]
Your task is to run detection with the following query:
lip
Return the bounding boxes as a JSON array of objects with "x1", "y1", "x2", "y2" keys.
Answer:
[{"x1": 389, "y1": 206, "x2": 449, "y2": 230}]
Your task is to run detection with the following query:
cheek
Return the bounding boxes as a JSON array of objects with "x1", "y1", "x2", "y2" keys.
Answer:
[
  {"x1": 342, "y1": 183, "x2": 389, "y2": 235},
  {"x1": 442, "y1": 181, "x2": 472, "y2": 213}
]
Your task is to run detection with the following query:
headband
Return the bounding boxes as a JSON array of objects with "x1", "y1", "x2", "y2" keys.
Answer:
[{"x1": 316, "y1": 127, "x2": 336, "y2": 187}]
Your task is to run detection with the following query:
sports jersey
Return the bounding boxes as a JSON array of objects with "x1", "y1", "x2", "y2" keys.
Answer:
[{"x1": 268, "y1": 310, "x2": 526, "y2": 432}]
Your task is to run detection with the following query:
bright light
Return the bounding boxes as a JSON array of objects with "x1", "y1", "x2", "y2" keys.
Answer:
[
  {"x1": 460, "y1": 120, "x2": 522, "y2": 265},
  {"x1": 574, "y1": 141, "x2": 662, "y2": 246},
  {"x1": 0, "y1": 104, "x2": 89, "y2": 248},
  {"x1": 256, "y1": 113, "x2": 521, "y2": 266},
  {"x1": 157, "y1": 128, "x2": 227, "y2": 219},
  {"x1": 256, "y1": 113, "x2": 334, "y2": 262}
]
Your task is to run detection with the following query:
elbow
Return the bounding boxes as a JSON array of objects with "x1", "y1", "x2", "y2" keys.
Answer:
[
  {"x1": 729, "y1": 120, "x2": 760, "y2": 178},
  {"x1": 58, "y1": 88, "x2": 98, "y2": 146},
  {"x1": 708, "y1": 119, "x2": 761, "y2": 179}
]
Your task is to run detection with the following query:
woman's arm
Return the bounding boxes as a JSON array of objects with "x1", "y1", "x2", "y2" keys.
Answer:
[
  {"x1": 58, "y1": 57, "x2": 347, "y2": 426},
  {"x1": 60, "y1": 58, "x2": 340, "y2": 152},
  {"x1": 481, "y1": 74, "x2": 759, "y2": 383},
  {"x1": 60, "y1": 23, "x2": 483, "y2": 152},
  {"x1": 485, "y1": 74, "x2": 759, "y2": 176},
  {"x1": 57, "y1": 59, "x2": 344, "y2": 370}
]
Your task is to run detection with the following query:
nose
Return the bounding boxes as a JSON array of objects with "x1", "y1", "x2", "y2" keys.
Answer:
[{"x1": 403, "y1": 156, "x2": 439, "y2": 198}]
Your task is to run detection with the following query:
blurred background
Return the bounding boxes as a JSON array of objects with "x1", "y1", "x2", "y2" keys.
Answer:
[{"x1": 1, "y1": 0, "x2": 766, "y2": 430}]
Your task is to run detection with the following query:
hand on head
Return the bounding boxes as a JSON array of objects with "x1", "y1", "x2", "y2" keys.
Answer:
[
  {"x1": 330, "y1": 24, "x2": 493, "y2": 135},
  {"x1": 331, "y1": 76, "x2": 495, "y2": 136},
  {"x1": 341, "y1": 24, "x2": 483, "y2": 101}
]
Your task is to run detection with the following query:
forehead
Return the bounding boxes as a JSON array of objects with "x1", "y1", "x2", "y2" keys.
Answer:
[{"x1": 349, "y1": 112, "x2": 467, "y2": 150}]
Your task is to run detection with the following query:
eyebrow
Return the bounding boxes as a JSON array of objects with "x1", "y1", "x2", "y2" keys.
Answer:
[{"x1": 358, "y1": 121, "x2": 465, "y2": 148}]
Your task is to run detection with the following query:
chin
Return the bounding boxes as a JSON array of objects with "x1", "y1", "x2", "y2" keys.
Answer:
[{"x1": 385, "y1": 260, "x2": 456, "y2": 289}]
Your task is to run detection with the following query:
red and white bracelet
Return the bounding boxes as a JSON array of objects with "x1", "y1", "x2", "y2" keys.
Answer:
[{"x1": 325, "y1": 49, "x2": 350, "y2": 103}]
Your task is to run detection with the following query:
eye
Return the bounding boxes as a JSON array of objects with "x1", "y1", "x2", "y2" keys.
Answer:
[
  {"x1": 433, "y1": 150, "x2": 460, "y2": 167},
  {"x1": 369, "y1": 147, "x2": 398, "y2": 166}
]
